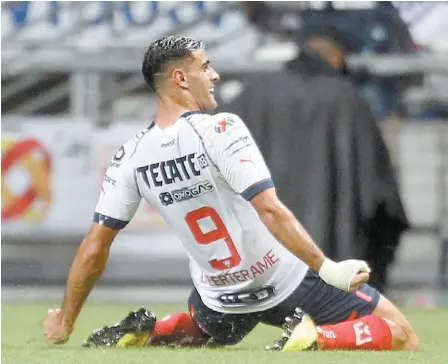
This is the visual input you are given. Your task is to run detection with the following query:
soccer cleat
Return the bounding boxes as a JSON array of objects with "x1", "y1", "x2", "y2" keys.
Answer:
[
  {"x1": 82, "y1": 307, "x2": 157, "y2": 348},
  {"x1": 266, "y1": 308, "x2": 318, "y2": 352}
]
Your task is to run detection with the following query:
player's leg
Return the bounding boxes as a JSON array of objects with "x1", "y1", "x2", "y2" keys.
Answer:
[
  {"x1": 149, "y1": 311, "x2": 208, "y2": 347},
  {"x1": 150, "y1": 288, "x2": 260, "y2": 347},
  {"x1": 369, "y1": 294, "x2": 419, "y2": 350},
  {"x1": 82, "y1": 297, "x2": 254, "y2": 347},
  {"x1": 263, "y1": 269, "x2": 418, "y2": 351},
  {"x1": 143, "y1": 288, "x2": 208, "y2": 347},
  {"x1": 83, "y1": 288, "x2": 259, "y2": 348},
  {"x1": 312, "y1": 286, "x2": 418, "y2": 351}
]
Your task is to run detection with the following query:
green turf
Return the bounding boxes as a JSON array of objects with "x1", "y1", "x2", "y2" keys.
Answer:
[{"x1": 2, "y1": 302, "x2": 447, "y2": 364}]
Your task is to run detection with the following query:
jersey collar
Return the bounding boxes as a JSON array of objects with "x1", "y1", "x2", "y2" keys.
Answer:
[{"x1": 181, "y1": 111, "x2": 203, "y2": 118}]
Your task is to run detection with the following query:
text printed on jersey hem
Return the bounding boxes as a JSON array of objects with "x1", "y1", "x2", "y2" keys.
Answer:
[{"x1": 201, "y1": 249, "x2": 280, "y2": 286}]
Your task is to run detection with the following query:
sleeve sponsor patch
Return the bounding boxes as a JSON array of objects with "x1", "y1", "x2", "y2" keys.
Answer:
[{"x1": 214, "y1": 117, "x2": 235, "y2": 134}]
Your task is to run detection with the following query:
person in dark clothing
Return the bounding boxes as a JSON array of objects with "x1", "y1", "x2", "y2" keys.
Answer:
[
  {"x1": 222, "y1": 28, "x2": 409, "y2": 293},
  {"x1": 238, "y1": 1, "x2": 420, "y2": 121}
]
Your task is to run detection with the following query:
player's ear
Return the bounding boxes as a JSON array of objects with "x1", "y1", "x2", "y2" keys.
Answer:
[{"x1": 172, "y1": 68, "x2": 189, "y2": 89}]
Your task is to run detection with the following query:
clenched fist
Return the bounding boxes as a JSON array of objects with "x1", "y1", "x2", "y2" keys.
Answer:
[
  {"x1": 318, "y1": 258, "x2": 371, "y2": 291},
  {"x1": 43, "y1": 308, "x2": 72, "y2": 345}
]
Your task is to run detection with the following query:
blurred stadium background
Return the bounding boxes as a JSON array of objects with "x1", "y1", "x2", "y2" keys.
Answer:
[{"x1": 1, "y1": 1, "x2": 448, "y2": 309}]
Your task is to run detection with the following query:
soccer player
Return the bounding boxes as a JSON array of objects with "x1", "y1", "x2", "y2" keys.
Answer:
[{"x1": 43, "y1": 35, "x2": 418, "y2": 352}]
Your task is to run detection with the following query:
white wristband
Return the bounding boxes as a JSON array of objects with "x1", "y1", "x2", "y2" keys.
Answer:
[{"x1": 318, "y1": 258, "x2": 371, "y2": 291}]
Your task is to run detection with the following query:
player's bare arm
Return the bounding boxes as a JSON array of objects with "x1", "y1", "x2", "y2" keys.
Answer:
[
  {"x1": 250, "y1": 187, "x2": 325, "y2": 272},
  {"x1": 60, "y1": 223, "x2": 118, "y2": 328},
  {"x1": 250, "y1": 186, "x2": 370, "y2": 292},
  {"x1": 43, "y1": 222, "x2": 119, "y2": 344}
]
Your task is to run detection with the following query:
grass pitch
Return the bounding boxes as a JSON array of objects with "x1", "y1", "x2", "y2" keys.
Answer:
[{"x1": 2, "y1": 302, "x2": 447, "y2": 364}]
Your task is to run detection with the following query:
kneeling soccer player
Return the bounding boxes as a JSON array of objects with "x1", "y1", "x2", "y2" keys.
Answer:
[{"x1": 44, "y1": 35, "x2": 419, "y2": 353}]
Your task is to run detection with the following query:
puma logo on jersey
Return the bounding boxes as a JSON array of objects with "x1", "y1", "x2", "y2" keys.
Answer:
[
  {"x1": 136, "y1": 153, "x2": 208, "y2": 189},
  {"x1": 239, "y1": 158, "x2": 254, "y2": 165}
]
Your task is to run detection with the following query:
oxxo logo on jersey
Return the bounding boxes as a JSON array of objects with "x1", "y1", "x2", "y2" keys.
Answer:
[
  {"x1": 159, "y1": 181, "x2": 214, "y2": 206},
  {"x1": 137, "y1": 153, "x2": 208, "y2": 189}
]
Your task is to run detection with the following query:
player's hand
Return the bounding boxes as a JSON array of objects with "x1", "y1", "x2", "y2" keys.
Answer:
[
  {"x1": 43, "y1": 308, "x2": 73, "y2": 345},
  {"x1": 350, "y1": 271, "x2": 370, "y2": 291},
  {"x1": 318, "y1": 258, "x2": 371, "y2": 292}
]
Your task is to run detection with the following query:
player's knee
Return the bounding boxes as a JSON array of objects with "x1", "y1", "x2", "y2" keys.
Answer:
[
  {"x1": 402, "y1": 326, "x2": 419, "y2": 351},
  {"x1": 387, "y1": 319, "x2": 419, "y2": 351},
  {"x1": 398, "y1": 324, "x2": 419, "y2": 351},
  {"x1": 373, "y1": 295, "x2": 419, "y2": 351}
]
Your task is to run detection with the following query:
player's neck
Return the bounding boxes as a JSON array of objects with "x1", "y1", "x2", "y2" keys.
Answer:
[{"x1": 154, "y1": 95, "x2": 200, "y2": 129}]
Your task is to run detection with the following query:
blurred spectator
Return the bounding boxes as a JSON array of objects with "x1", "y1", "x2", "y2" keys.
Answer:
[
  {"x1": 221, "y1": 27, "x2": 409, "y2": 293},
  {"x1": 240, "y1": 1, "x2": 421, "y2": 121}
]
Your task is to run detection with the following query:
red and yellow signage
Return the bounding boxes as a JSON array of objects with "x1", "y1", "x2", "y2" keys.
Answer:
[{"x1": 2, "y1": 137, "x2": 52, "y2": 221}]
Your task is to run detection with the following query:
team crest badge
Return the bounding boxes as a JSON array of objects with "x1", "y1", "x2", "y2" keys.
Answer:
[{"x1": 214, "y1": 118, "x2": 234, "y2": 134}]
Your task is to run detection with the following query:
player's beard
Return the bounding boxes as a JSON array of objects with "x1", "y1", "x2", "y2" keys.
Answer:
[
  {"x1": 196, "y1": 89, "x2": 217, "y2": 111},
  {"x1": 189, "y1": 81, "x2": 217, "y2": 111},
  {"x1": 208, "y1": 92, "x2": 218, "y2": 110},
  {"x1": 205, "y1": 82, "x2": 218, "y2": 109}
]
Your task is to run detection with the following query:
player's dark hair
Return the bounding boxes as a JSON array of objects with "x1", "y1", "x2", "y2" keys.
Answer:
[{"x1": 142, "y1": 35, "x2": 205, "y2": 91}]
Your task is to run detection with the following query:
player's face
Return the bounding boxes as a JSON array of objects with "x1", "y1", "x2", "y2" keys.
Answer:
[{"x1": 186, "y1": 50, "x2": 220, "y2": 111}]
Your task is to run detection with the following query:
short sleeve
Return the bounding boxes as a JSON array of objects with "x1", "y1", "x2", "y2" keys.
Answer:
[
  {"x1": 205, "y1": 113, "x2": 274, "y2": 200},
  {"x1": 94, "y1": 145, "x2": 141, "y2": 229}
]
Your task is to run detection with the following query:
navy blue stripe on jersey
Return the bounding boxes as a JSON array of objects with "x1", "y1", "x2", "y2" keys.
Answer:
[
  {"x1": 241, "y1": 178, "x2": 274, "y2": 201},
  {"x1": 181, "y1": 111, "x2": 203, "y2": 118},
  {"x1": 93, "y1": 212, "x2": 129, "y2": 230}
]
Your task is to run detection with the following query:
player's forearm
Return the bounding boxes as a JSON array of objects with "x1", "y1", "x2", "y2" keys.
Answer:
[
  {"x1": 60, "y1": 239, "x2": 109, "y2": 329},
  {"x1": 259, "y1": 205, "x2": 325, "y2": 272}
]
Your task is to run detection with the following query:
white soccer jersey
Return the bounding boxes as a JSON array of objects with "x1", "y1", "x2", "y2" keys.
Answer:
[{"x1": 95, "y1": 111, "x2": 308, "y2": 313}]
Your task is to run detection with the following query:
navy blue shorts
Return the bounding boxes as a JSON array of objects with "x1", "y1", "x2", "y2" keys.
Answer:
[{"x1": 188, "y1": 269, "x2": 380, "y2": 345}]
